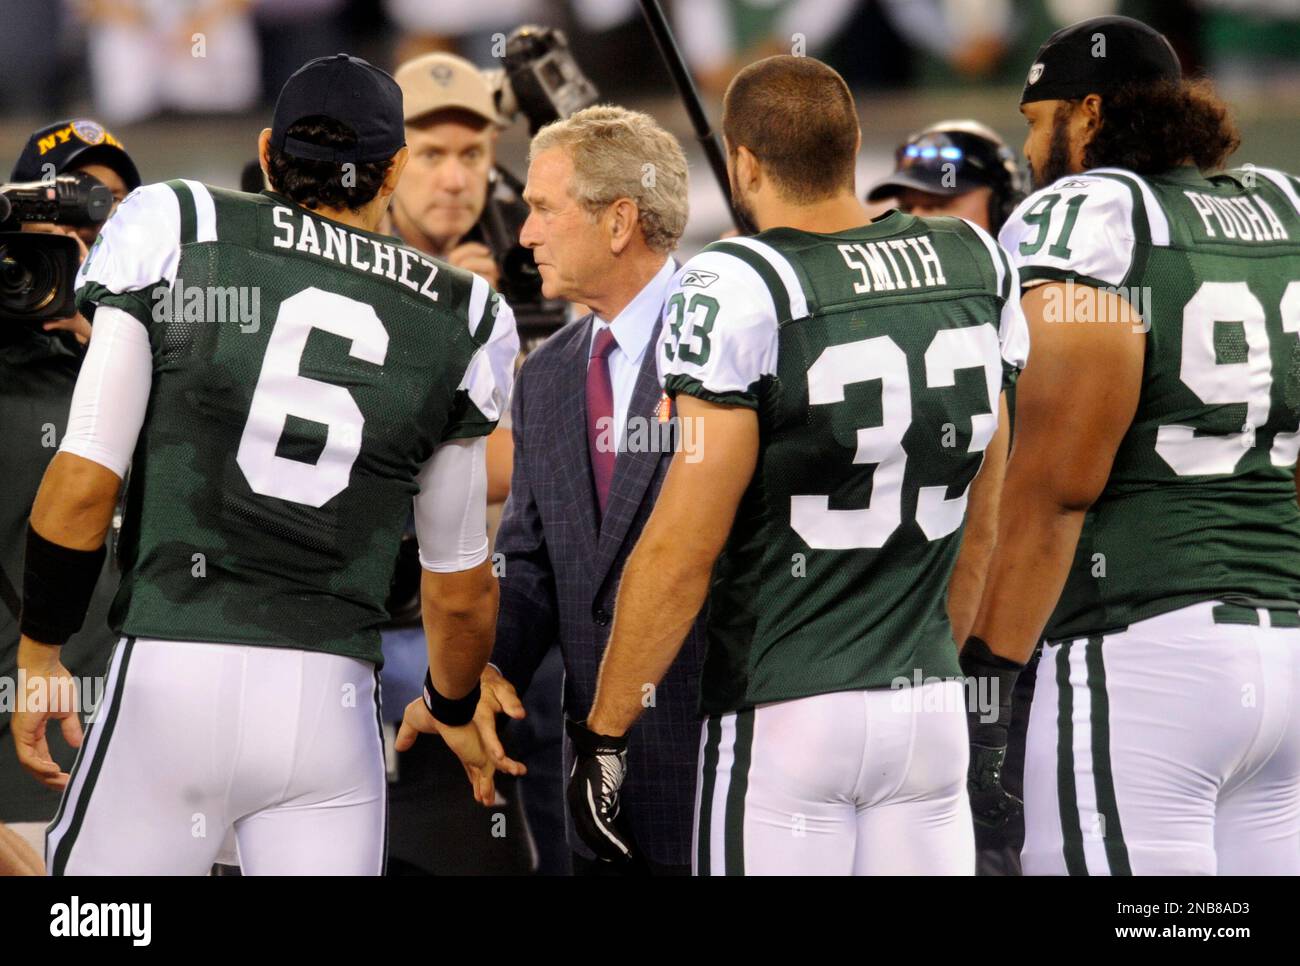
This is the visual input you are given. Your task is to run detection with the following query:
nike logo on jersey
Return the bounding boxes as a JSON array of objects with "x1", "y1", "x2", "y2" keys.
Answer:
[{"x1": 269, "y1": 206, "x2": 441, "y2": 304}]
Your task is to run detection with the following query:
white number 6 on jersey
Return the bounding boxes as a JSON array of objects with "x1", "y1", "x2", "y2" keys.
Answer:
[{"x1": 236, "y1": 288, "x2": 389, "y2": 508}]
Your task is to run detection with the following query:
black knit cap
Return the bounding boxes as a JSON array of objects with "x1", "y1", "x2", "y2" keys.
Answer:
[
  {"x1": 1020, "y1": 15, "x2": 1181, "y2": 105},
  {"x1": 271, "y1": 53, "x2": 405, "y2": 163}
]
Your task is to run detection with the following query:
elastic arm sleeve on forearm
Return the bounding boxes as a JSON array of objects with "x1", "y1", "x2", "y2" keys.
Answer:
[
  {"x1": 58, "y1": 305, "x2": 153, "y2": 479},
  {"x1": 413, "y1": 436, "x2": 490, "y2": 572}
]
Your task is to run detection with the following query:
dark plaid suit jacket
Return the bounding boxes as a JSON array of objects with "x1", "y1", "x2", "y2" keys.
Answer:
[{"x1": 492, "y1": 312, "x2": 707, "y2": 867}]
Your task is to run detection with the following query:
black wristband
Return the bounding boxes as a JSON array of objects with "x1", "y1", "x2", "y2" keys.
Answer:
[
  {"x1": 960, "y1": 636, "x2": 1025, "y2": 749},
  {"x1": 422, "y1": 670, "x2": 481, "y2": 727},
  {"x1": 20, "y1": 524, "x2": 106, "y2": 647}
]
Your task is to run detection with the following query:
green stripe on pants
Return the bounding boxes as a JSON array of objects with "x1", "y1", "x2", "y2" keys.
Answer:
[
  {"x1": 51, "y1": 636, "x2": 135, "y2": 876},
  {"x1": 696, "y1": 716, "x2": 722, "y2": 876},
  {"x1": 1085, "y1": 637, "x2": 1131, "y2": 875},
  {"x1": 723, "y1": 709, "x2": 755, "y2": 876},
  {"x1": 1055, "y1": 641, "x2": 1088, "y2": 875}
]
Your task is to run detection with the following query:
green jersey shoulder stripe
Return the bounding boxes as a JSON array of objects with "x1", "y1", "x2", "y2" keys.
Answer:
[
  {"x1": 1251, "y1": 166, "x2": 1300, "y2": 217},
  {"x1": 704, "y1": 236, "x2": 812, "y2": 323},
  {"x1": 727, "y1": 235, "x2": 814, "y2": 319},
  {"x1": 702, "y1": 240, "x2": 792, "y2": 323},
  {"x1": 467, "y1": 272, "x2": 493, "y2": 343},
  {"x1": 1087, "y1": 167, "x2": 1172, "y2": 246},
  {"x1": 1084, "y1": 169, "x2": 1164, "y2": 288},
  {"x1": 163, "y1": 178, "x2": 218, "y2": 245},
  {"x1": 165, "y1": 180, "x2": 198, "y2": 245},
  {"x1": 179, "y1": 179, "x2": 217, "y2": 242},
  {"x1": 959, "y1": 216, "x2": 1012, "y2": 301}
]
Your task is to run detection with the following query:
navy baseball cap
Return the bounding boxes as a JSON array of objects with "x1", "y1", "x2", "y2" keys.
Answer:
[
  {"x1": 1021, "y1": 15, "x2": 1181, "y2": 105},
  {"x1": 10, "y1": 118, "x2": 142, "y2": 190},
  {"x1": 271, "y1": 53, "x2": 406, "y2": 163}
]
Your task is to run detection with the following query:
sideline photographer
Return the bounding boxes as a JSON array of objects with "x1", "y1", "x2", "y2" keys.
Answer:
[
  {"x1": 9, "y1": 120, "x2": 143, "y2": 345},
  {"x1": 0, "y1": 120, "x2": 141, "y2": 862},
  {"x1": 390, "y1": 51, "x2": 509, "y2": 288},
  {"x1": 391, "y1": 27, "x2": 593, "y2": 349}
]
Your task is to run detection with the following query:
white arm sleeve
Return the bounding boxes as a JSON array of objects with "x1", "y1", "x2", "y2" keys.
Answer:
[
  {"x1": 58, "y1": 305, "x2": 153, "y2": 479},
  {"x1": 413, "y1": 436, "x2": 490, "y2": 573}
]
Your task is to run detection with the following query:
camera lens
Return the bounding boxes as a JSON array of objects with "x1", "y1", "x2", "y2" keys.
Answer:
[
  {"x1": 0, "y1": 239, "x2": 62, "y2": 317},
  {"x1": 0, "y1": 254, "x2": 33, "y2": 295}
]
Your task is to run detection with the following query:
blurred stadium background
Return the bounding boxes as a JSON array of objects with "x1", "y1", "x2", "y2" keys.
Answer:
[{"x1": 2, "y1": 0, "x2": 1298, "y2": 256}]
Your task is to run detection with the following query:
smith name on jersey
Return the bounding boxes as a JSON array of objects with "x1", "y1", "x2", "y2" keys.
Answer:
[
  {"x1": 659, "y1": 212, "x2": 1029, "y2": 715},
  {"x1": 74, "y1": 180, "x2": 517, "y2": 664},
  {"x1": 1000, "y1": 166, "x2": 1300, "y2": 641}
]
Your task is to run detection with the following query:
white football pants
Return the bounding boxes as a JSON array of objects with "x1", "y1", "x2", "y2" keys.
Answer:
[
  {"x1": 693, "y1": 681, "x2": 974, "y2": 875},
  {"x1": 1023, "y1": 601, "x2": 1300, "y2": 875},
  {"x1": 46, "y1": 637, "x2": 387, "y2": 875}
]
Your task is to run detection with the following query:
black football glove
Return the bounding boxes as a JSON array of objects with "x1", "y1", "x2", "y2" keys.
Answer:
[
  {"x1": 961, "y1": 637, "x2": 1025, "y2": 855},
  {"x1": 968, "y1": 741, "x2": 1024, "y2": 853},
  {"x1": 566, "y1": 718, "x2": 638, "y2": 864}
]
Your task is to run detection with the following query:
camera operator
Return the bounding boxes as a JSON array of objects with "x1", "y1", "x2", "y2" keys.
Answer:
[
  {"x1": 391, "y1": 38, "x2": 583, "y2": 354},
  {"x1": 0, "y1": 119, "x2": 141, "y2": 864},
  {"x1": 9, "y1": 119, "x2": 143, "y2": 344},
  {"x1": 390, "y1": 52, "x2": 509, "y2": 288}
]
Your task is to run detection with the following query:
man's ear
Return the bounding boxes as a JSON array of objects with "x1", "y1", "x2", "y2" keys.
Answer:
[
  {"x1": 1074, "y1": 95, "x2": 1103, "y2": 170},
  {"x1": 380, "y1": 145, "x2": 410, "y2": 197},
  {"x1": 258, "y1": 128, "x2": 273, "y2": 181},
  {"x1": 1080, "y1": 94, "x2": 1103, "y2": 131},
  {"x1": 735, "y1": 145, "x2": 760, "y2": 195},
  {"x1": 607, "y1": 197, "x2": 640, "y2": 255}
]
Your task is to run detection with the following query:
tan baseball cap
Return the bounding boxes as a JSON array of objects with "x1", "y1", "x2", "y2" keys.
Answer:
[{"x1": 394, "y1": 52, "x2": 506, "y2": 127}]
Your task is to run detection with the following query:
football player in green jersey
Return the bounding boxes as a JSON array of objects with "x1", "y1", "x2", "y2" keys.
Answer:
[
  {"x1": 12, "y1": 55, "x2": 520, "y2": 874},
  {"x1": 567, "y1": 55, "x2": 1028, "y2": 875},
  {"x1": 970, "y1": 16, "x2": 1300, "y2": 875}
]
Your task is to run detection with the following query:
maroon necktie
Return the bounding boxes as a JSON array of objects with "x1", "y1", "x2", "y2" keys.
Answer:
[{"x1": 586, "y1": 326, "x2": 617, "y2": 517}]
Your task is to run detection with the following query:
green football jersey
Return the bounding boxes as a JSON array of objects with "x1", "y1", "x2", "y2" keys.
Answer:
[
  {"x1": 659, "y1": 213, "x2": 1029, "y2": 714},
  {"x1": 1000, "y1": 166, "x2": 1300, "y2": 641},
  {"x1": 74, "y1": 180, "x2": 517, "y2": 664}
]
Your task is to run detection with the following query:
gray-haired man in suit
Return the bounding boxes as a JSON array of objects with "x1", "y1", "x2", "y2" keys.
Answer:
[{"x1": 462, "y1": 106, "x2": 704, "y2": 875}]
